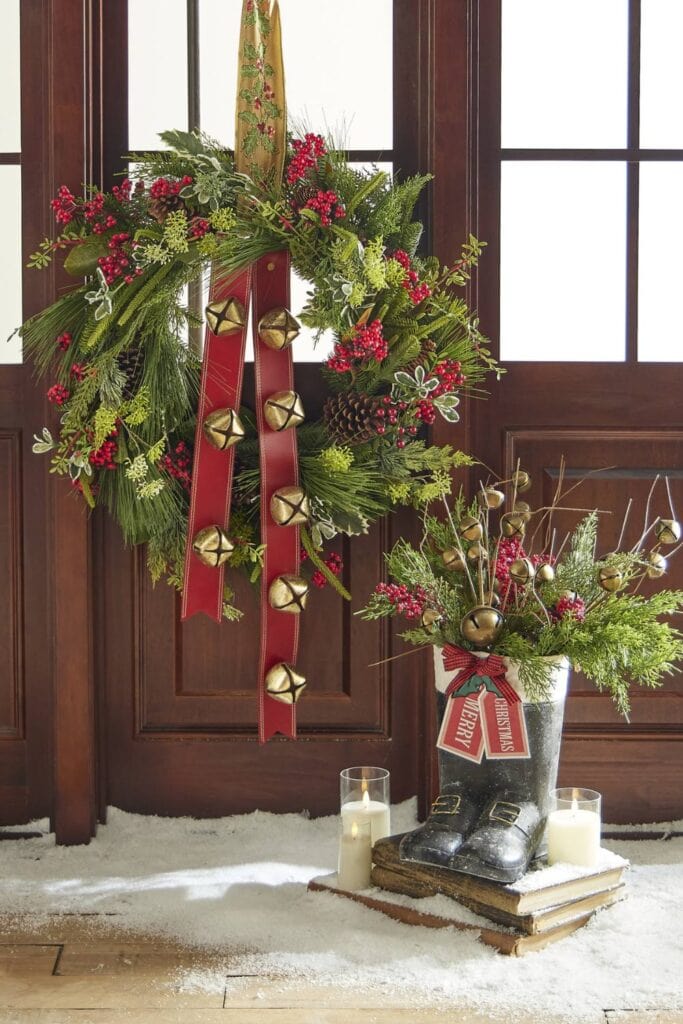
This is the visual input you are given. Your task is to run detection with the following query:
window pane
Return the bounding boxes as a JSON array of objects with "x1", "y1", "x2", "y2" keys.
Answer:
[
  {"x1": 638, "y1": 163, "x2": 683, "y2": 361},
  {"x1": 0, "y1": 167, "x2": 22, "y2": 364},
  {"x1": 0, "y1": 0, "x2": 20, "y2": 151},
  {"x1": 640, "y1": 0, "x2": 683, "y2": 148},
  {"x1": 199, "y1": 0, "x2": 392, "y2": 150},
  {"x1": 128, "y1": 0, "x2": 188, "y2": 150},
  {"x1": 500, "y1": 163, "x2": 626, "y2": 362},
  {"x1": 501, "y1": 0, "x2": 628, "y2": 149}
]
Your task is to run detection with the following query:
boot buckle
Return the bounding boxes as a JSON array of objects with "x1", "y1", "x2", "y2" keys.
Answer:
[
  {"x1": 431, "y1": 794, "x2": 461, "y2": 816},
  {"x1": 489, "y1": 800, "x2": 521, "y2": 825}
]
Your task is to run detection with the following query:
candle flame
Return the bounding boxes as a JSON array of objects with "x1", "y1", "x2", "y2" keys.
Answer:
[
  {"x1": 361, "y1": 778, "x2": 368, "y2": 795},
  {"x1": 351, "y1": 821, "x2": 358, "y2": 839},
  {"x1": 362, "y1": 789, "x2": 370, "y2": 809}
]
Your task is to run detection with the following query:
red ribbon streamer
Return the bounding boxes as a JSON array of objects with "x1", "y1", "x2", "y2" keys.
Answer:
[{"x1": 182, "y1": 251, "x2": 299, "y2": 742}]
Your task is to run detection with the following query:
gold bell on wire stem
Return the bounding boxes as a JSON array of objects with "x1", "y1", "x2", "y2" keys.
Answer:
[
  {"x1": 205, "y1": 297, "x2": 246, "y2": 336},
  {"x1": 460, "y1": 606, "x2": 504, "y2": 647},
  {"x1": 268, "y1": 574, "x2": 310, "y2": 614},
  {"x1": 514, "y1": 500, "x2": 532, "y2": 522},
  {"x1": 655, "y1": 518, "x2": 681, "y2": 545},
  {"x1": 270, "y1": 485, "x2": 310, "y2": 526},
  {"x1": 265, "y1": 662, "x2": 307, "y2": 704},
  {"x1": 192, "y1": 526, "x2": 235, "y2": 568},
  {"x1": 263, "y1": 390, "x2": 305, "y2": 431},
  {"x1": 535, "y1": 562, "x2": 555, "y2": 584},
  {"x1": 258, "y1": 308, "x2": 301, "y2": 351},
  {"x1": 459, "y1": 515, "x2": 483, "y2": 543},
  {"x1": 203, "y1": 408, "x2": 245, "y2": 450},
  {"x1": 467, "y1": 542, "x2": 488, "y2": 562},
  {"x1": 442, "y1": 548, "x2": 467, "y2": 572},
  {"x1": 477, "y1": 486, "x2": 505, "y2": 510},
  {"x1": 509, "y1": 557, "x2": 535, "y2": 586},
  {"x1": 597, "y1": 565, "x2": 624, "y2": 592},
  {"x1": 421, "y1": 607, "x2": 442, "y2": 629},
  {"x1": 511, "y1": 469, "x2": 531, "y2": 493},
  {"x1": 646, "y1": 551, "x2": 668, "y2": 579},
  {"x1": 501, "y1": 513, "x2": 527, "y2": 539}
]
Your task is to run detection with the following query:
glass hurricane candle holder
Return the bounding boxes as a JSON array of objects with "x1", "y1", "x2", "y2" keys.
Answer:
[
  {"x1": 337, "y1": 817, "x2": 372, "y2": 891},
  {"x1": 547, "y1": 787, "x2": 602, "y2": 867},
  {"x1": 340, "y1": 766, "x2": 391, "y2": 847}
]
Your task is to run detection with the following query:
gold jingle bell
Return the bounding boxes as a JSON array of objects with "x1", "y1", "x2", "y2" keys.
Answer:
[
  {"x1": 192, "y1": 525, "x2": 235, "y2": 568},
  {"x1": 655, "y1": 518, "x2": 681, "y2": 545},
  {"x1": 598, "y1": 564, "x2": 624, "y2": 593},
  {"x1": 264, "y1": 662, "x2": 306, "y2": 704},
  {"x1": 509, "y1": 557, "x2": 535, "y2": 586},
  {"x1": 442, "y1": 548, "x2": 467, "y2": 572},
  {"x1": 511, "y1": 469, "x2": 531, "y2": 493},
  {"x1": 258, "y1": 307, "x2": 301, "y2": 351},
  {"x1": 461, "y1": 606, "x2": 505, "y2": 647},
  {"x1": 459, "y1": 515, "x2": 483, "y2": 543},
  {"x1": 490, "y1": 591, "x2": 502, "y2": 609},
  {"x1": 514, "y1": 500, "x2": 532, "y2": 522},
  {"x1": 646, "y1": 551, "x2": 668, "y2": 579},
  {"x1": 477, "y1": 486, "x2": 505, "y2": 510},
  {"x1": 268, "y1": 574, "x2": 310, "y2": 614},
  {"x1": 421, "y1": 607, "x2": 442, "y2": 629},
  {"x1": 560, "y1": 589, "x2": 580, "y2": 603},
  {"x1": 270, "y1": 485, "x2": 310, "y2": 526},
  {"x1": 264, "y1": 390, "x2": 305, "y2": 431},
  {"x1": 501, "y1": 513, "x2": 527, "y2": 539},
  {"x1": 467, "y1": 541, "x2": 488, "y2": 561},
  {"x1": 203, "y1": 408, "x2": 245, "y2": 450},
  {"x1": 536, "y1": 562, "x2": 555, "y2": 584},
  {"x1": 205, "y1": 297, "x2": 246, "y2": 336}
]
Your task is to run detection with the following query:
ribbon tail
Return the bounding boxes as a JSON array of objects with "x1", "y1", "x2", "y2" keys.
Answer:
[
  {"x1": 254, "y1": 251, "x2": 299, "y2": 742},
  {"x1": 181, "y1": 267, "x2": 252, "y2": 622}
]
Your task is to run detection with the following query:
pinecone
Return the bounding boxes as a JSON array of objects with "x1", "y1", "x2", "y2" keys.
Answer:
[
  {"x1": 323, "y1": 391, "x2": 379, "y2": 444},
  {"x1": 289, "y1": 180, "x2": 319, "y2": 210},
  {"x1": 117, "y1": 345, "x2": 144, "y2": 399},
  {"x1": 404, "y1": 337, "x2": 437, "y2": 375},
  {"x1": 148, "y1": 193, "x2": 186, "y2": 223}
]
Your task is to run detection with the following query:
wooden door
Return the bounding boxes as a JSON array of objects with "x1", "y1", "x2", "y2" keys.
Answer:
[
  {"x1": 97, "y1": 0, "x2": 436, "y2": 817},
  {"x1": 460, "y1": 0, "x2": 683, "y2": 822}
]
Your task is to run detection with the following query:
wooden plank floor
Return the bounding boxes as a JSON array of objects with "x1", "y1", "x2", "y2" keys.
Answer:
[{"x1": 0, "y1": 916, "x2": 680, "y2": 1023}]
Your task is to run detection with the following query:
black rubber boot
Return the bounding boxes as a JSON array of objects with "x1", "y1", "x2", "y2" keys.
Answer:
[
  {"x1": 399, "y1": 692, "x2": 486, "y2": 868},
  {"x1": 449, "y1": 698, "x2": 565, "y2": 883}
]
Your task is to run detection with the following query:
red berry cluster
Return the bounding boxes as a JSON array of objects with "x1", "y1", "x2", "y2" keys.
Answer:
[
  {"x1": 89, "y1": 432, "x2": 118, "y2": 471},
  {"x1": 374, "y1": 581, "x2": 428, "y2": 620},
  {"x1": 286, "y1": 133, "x2": 326, "y2": 184},
  {"x1": 56, "y1": 332, "x2": 72, "y2": 352},
  {"x1": 149, "y1": 176, "x2": 193, "y2": 199},
  {"x1": 414, "y1": 399, "x2": 437, "y2": 425},
  {"x1": 97, "y1": 232, "x2": 141, "y2": 286},
  {"x1": 70, "y1": 363, "x2": 87, "y2": 382},
  {"x1": 303, "y1": 190, "x2": 345, "y2": 227},
  {"x1": 112, "y1": 178, "x2": 132, "y2": 202},
  {"x1": 47, "y1": 383, "x2": 69, "y2": 406},
  {"x1": 84, "y1": 192, "x2": 117, "y2": 235},
  {"x1": 391, "y1": 249, "x2": 432, "y2": 305},
  {"x1": 374, "y1": 395, "x2": 419, "y2": 447},
  {"x1": 159, "y1": 441, "x2": 192, "y2": 491},
  {"x1": 51, "y1": 185, "x2": 77, "y2": 225},
  {"x1": 327, "y1": 319, "x2": 388, "y2": 373},
  {"x1": 189, "y1": 217, "x2": 210, "y2": 238},
  {"x1": 429, "y1": 359, "x2": 466, "y2": 397},
  {"x1": 552, "y1": 594, "x2": 586, "y2": 623},
  {"x1": 494, "y1": 536, "x2": 525, "y2": 607},
  {"x1": 312, "y1": 552, "x2": 343, "y2": 588}
]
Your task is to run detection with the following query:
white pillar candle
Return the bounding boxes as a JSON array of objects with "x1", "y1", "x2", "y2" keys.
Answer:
[
  {"x1": 340, "y1": 788, "x2": 391, "y2": 847},
  {"x1": 547, "y1": 799, "x2": 601, "y2": 867},
  {"x1": 337, "y1": 820, "x2": 372, "y2": 891}
]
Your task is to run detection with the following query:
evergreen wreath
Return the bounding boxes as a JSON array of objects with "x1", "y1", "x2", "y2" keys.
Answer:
[{"x1": 20, "y1": 130, "x2": 500, "y2": 618}]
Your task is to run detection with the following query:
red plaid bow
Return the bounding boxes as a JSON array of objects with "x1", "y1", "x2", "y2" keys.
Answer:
[{"x1": 441, "y1": 645, "x2": 520, "y2": 704}]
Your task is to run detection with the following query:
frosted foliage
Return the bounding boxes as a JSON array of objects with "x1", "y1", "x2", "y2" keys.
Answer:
[
  {"x1": 640, "y1": 0, "x2": 683, "y2": 148},
  {"x1": 128, "y1": 0, "x2": 189, "y2": 150},
  {"x1": 0, "y1": 167, "x2": 22, "y2": 364},
  {"x1": 500, "y1": 162, "x2": 626, "y2": 362},
  {"x1": 0, "y1": 801, "x2": 682, "y2": 1020},
  {"x1": 199, "y1": 0, "x2": 392, "y2": 149},
  {"x1": 638, "y1": 163, "x2": 683, "y2": 362},
  {"x1": 501, "y1": 0, "x2": 628, "y2": 149}
]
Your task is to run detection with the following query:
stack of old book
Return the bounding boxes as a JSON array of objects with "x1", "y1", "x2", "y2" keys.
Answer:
[{"x1": 309, "y1": 834, "x2": 628, "y2": 955}]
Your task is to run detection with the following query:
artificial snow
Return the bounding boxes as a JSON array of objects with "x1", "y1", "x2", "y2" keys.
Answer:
[{"x1": 1, "y1": 801, "x2": 682, "y2": 1021}]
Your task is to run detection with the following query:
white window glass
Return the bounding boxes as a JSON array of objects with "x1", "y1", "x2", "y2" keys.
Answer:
[
  {"x1": 500, "y1": 162, "x2": 626, "y2": 361},
  {"x1": 128, "y1": 0, "x2": 188, "y2": 150},
  {"x1": 0, "y1": 167, "x2": 22, "y2": 364},
  {"x1": 200, "y1": 0, "x2": 392, "y2": 150},
  {"x1": 0, "y1": 0, "x2": 20, "y2": 152},
  {"x1": 501, "y1": 0, "x2": 628, "y2": 149},
  {"x1": 638, "y1": 163, "x2": 683, "y2": 361},
  {"x1": 640, "y1": 0, "x2": 683, "y2": 148}
]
